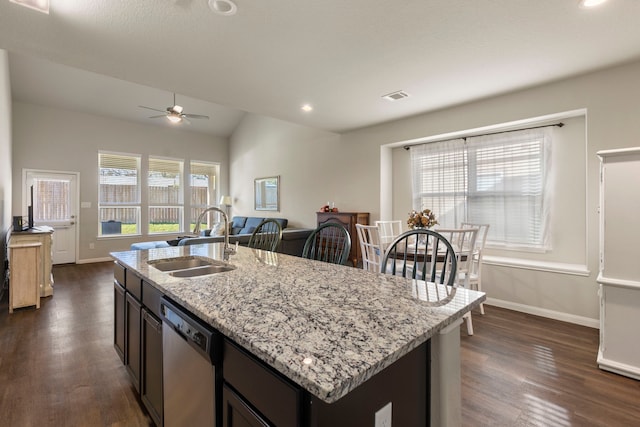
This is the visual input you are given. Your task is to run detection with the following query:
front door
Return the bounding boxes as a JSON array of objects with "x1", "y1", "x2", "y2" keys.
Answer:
[{"x1": 24, "y1": 170, "x2": 78, "y2": 264}]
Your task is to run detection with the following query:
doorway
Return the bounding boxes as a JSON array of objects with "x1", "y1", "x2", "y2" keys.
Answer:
[{"x1": 23, "y1": 169, "x2": 79, "y2": 264}]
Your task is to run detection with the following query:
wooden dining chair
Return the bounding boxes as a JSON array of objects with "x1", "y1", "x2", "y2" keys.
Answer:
[
  {"x1": 381, "y1": 229, "x2": 457, "y2": 285},
  {"x1": 302, "y1": 223, "x2": 352, "y2": 265},
  {"x1": 248, "y1": 219, "x2": 283, "y2": 252},
  {"x1": 375, "y1": 220, "x2": 403, "y2": 250},
  {"x1": 356, "y1": 224, "x2": 383, "y2": 273}
]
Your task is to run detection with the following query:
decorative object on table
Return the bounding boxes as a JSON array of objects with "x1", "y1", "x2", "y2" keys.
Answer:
[
  {"x1": 254, "y1": 176, "x2": 280, "y2": 211},
  {"x1": 407, "y1": 209, "x2": 438, "y2": 229},
  {"x1": 319, "y1": 202, "x2": 338, "y2": 213}
]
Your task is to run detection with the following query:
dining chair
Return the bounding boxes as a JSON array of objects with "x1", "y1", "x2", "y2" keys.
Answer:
[
  {"x1": 302, "y1": 223, "x2": 352, "y2": 265},
  {"x1": 381, "y1": 229, "x2": 457, "y2": 285},
  {"x1": 461, "y1": 222, "x2": 490, "y2": 314},
  {"x1": 435, "y1": 227, "x2": 478, "y2": 335},
  {"x1": 356, "y1": 224, "x2": 383, "y2": 273},
  {"x1": 248, "y1": 219, "x2": 283, "y2": 252},
  {"x1": 375, "y1": 220, "x2": 403, "y2": 250}
]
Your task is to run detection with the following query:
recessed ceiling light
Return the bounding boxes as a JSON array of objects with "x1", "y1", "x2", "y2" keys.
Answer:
[
  {"x1": 578, "y1": 0, "x2": 608, "y2": 8},
  {"x1": 208, "y1": 0, "x2": 237, "y2": 16},
  {"x1": 10, "y1": 0, "x2": 49, "y2": 14},
  {"x1": 301, "y1": 104, "x2": 313, "y2": 112}
]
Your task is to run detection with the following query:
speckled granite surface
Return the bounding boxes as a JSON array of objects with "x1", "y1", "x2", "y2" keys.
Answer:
[{"x1": 111, "y1": 243, "x2": 485, "y2": 403}]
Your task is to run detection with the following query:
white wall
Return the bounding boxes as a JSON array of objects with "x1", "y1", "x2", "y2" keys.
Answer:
[
  {"x1": 336, "y1": 59, "x2": 640, "y2": 325},
  {"x1": 229, "y1": 113, "x2": 341, "y2": 228},
  {"x1": 12, "y1": 102, "x2": 229, "y2": 262},
  {"x1": 0, "y1": 50, "x2": 12, "y2": 286}
]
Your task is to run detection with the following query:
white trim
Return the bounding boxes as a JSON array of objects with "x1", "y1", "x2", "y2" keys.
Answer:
[
  {"x1": 596, "y1": 274, "x2": 640, "y2": 290},
  {"x1": 483, "y1": 255, "x2": 590, "y2": 276},
  {"x1": 597, "y1": 352, "x2": 640, "y2": 380},
  {"x1": 77, "y1": 256, "x2": 113, "y2": 264},
  {"x1": 597, "y1": 146, "x2": 640, "y2": 159},
  {"x1": 486, "y1": 298, "x2": 599, "y2": 328}
]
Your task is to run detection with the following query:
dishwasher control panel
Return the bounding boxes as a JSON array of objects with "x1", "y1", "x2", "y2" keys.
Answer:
[{"x1": 160, "y1": 298, "x2": 216, "y2": 361}]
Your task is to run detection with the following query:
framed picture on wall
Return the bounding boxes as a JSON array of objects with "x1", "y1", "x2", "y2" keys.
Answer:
[{"x1": 254, "y1": 176, "x2": 280, "y2": 211}]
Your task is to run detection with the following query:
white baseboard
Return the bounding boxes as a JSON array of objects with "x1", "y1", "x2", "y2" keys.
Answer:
[
  {"x1": 486, "y1": 297, "x2": 599, "y2": 329},
  {"x1": 76, "y1": 257, "x2": 113, "y2": 264}
]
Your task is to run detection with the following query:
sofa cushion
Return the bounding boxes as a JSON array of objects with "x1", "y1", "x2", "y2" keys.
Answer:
[
  {"x1": 231, "y1": 216, "x2": 248, "y2": 235},
  {"x1": 239, "y1": 217, "x2": 265, "y2": 235}
]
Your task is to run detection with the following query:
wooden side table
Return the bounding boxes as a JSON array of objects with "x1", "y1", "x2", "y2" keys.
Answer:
[
  {"x1": 8, "y1": 242, "x2": 42, "y2": 313},
  {"x1": 316, "y1": 212, "x2": 369, "y2": 267}
]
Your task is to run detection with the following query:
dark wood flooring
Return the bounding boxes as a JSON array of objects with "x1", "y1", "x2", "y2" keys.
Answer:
[{"x1": 1, "y1": 262, "x2": 639, "y2": 426}]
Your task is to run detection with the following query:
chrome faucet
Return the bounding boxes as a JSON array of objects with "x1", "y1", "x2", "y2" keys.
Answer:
[{"x1": 193, "y1": 206, "x2": 236, "y2": 261}]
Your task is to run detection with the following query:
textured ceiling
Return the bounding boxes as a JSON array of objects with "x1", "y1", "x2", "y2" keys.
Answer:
[{"x1": 2, "y1": 0, "x2": 640, "y2": 137}]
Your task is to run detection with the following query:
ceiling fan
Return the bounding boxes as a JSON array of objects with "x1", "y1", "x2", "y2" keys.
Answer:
[{"x1": 139, "y1": 93, "x2": 209, "y2": 124}]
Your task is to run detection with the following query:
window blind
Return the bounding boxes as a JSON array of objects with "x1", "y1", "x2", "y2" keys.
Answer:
[{"x1": 410, "y1": 127, "x2": 551, "y2": 249}]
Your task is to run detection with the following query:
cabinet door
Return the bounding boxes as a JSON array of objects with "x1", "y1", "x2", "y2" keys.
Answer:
[
  {"x1": 222, "y1": 384, "x2": 270, "y2": 427},
  {"x1": 125, "y1": 292, "x2": 142, "y2": 392},
  {"x1": 141, "y1": 309, "x2": 163, "y2": 427},
  {"x1": 113, "y1": 281, "x2": 126, "y2": 363}
]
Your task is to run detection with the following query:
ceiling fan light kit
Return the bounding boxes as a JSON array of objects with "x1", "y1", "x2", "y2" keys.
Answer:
[{"x1": 139, "y1": 93, "x2": 209, "y2": 125}]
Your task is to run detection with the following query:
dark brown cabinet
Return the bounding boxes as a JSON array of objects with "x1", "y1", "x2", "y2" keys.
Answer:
[
  {"x1": 222, "y1": 384, "x2": 270, "y2": 427},
  {"x1": 223, "y1": 339, "x2": 301, "y2": 427},
  {"x1": 114, "y1": 263, "x2": 163, "y2": 426},
  {"x1": 125, "y1": 292, "x2": 142, "y2": 393},
  {"x1": 113, "y1": 279, "x2": 126, "y2": 363},
  {"x1": 316, "y1": 212, "x2": 369, "y2": 267}
]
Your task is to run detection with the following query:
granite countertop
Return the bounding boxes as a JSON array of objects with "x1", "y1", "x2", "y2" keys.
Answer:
[{"x1": 111, "y1": 243, "x2": 485, "y2": 403}]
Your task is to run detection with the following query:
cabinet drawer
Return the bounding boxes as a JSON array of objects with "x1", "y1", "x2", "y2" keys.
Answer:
[
  {"x1": 223, "y1": 340, "x2": 301, "y2": 427},
  {"x1": 114, "y1": 262, "x2": 126, "y2": 286},
  {"x1": 142, "y1": 280, "x2": 163, "y2": 318},
  {"x1": 126, "y1": 269, "x2": 142, "y2": 301}
]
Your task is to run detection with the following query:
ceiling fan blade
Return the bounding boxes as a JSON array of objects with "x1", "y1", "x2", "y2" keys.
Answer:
[
  {"x1": 148, "y1": 115, "x2": 166, "y2": 119},
  {"x1": 139, "y1": 105, "x2": 166, "y2": 113},
  {"x1": 182, "y1": 117, "x2": 192, "y2": 125},
  {"x1": 183, "y1": 114, "x2": 210, "y2": 120}
]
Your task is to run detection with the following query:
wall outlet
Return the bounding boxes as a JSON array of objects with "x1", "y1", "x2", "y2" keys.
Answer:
[
  {"x1": 89, "y1": 243, "x2": 95, "y2": 249},
  {"x1": 375, "y1": 402, "x2": 392, "y2": 427}
]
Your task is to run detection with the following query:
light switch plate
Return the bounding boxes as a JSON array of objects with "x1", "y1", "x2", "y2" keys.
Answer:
[{"x1": 81, "y1": 202, "x2": 92, "y2": 209}]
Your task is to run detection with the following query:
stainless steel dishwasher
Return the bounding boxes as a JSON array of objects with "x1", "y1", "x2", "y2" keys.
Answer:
[{"x1": 160, "y1": 297, "x2": 221, "y2": 427}]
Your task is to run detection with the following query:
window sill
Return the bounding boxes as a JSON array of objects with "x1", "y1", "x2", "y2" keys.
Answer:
[{"x1": 483, "y1": 255, "x2": 590, "y2": 277}]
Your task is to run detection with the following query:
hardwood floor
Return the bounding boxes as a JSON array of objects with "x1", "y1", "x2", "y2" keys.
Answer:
[
  {"x1": 462, "y1": 306, "x2": 640, "y2": 426},
  {"x1": 0, "y1": 262, "x2": 152, "y2": 427},
  {"x1": 1, "y1": 262, "x2": 639, "y2": 426}
]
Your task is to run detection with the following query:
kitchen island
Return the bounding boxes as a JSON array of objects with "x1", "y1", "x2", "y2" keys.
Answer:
[{"x1": 111, "y1": 243, "x2": 485, "y2": 427}]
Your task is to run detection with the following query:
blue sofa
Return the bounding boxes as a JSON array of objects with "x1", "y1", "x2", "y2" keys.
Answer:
[{"x1": 130, "y1": 216, "x2": 313, "y2": 257}]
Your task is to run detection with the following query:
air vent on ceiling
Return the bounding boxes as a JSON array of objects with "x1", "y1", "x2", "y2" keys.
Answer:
[{"x1": 382, "y1": 90, "x2": 410, "y2": 101}]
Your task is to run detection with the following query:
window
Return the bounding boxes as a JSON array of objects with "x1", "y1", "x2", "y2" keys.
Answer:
[
  {"x1": 99, "y1": 152, "x2": 141, "y2": 236},
  {"x1": 148, "y1": 157, "x2": 184, "y2": 234},
  {"x1": 411, "y1": 127, "x2": 551, "y2": 249},
  {"x1": 190, "y1": 161, "x2": 219, "y2": 231}
]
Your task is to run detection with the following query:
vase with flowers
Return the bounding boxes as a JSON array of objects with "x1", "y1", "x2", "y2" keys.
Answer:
[{"x1": 407, "y1": 209, "x2": 438, "y2": 230}]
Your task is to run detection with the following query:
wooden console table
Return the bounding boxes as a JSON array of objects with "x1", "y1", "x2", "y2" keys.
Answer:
[{"x1": 316, "y1": 212, "x2": 369, "y2": 267}]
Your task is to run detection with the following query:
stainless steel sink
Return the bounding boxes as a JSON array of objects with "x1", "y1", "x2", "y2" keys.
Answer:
[
  {"x1": 148, "y1": 256, "x2": 236, "y2": 277},
  {"x1": 169, "y1": 264, "x2": 236, "y2": 277}
]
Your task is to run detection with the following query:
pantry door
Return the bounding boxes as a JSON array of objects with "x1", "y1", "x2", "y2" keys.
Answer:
[{"x1": 24, "y1": 170, "x2": 79, "y2": 264}]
